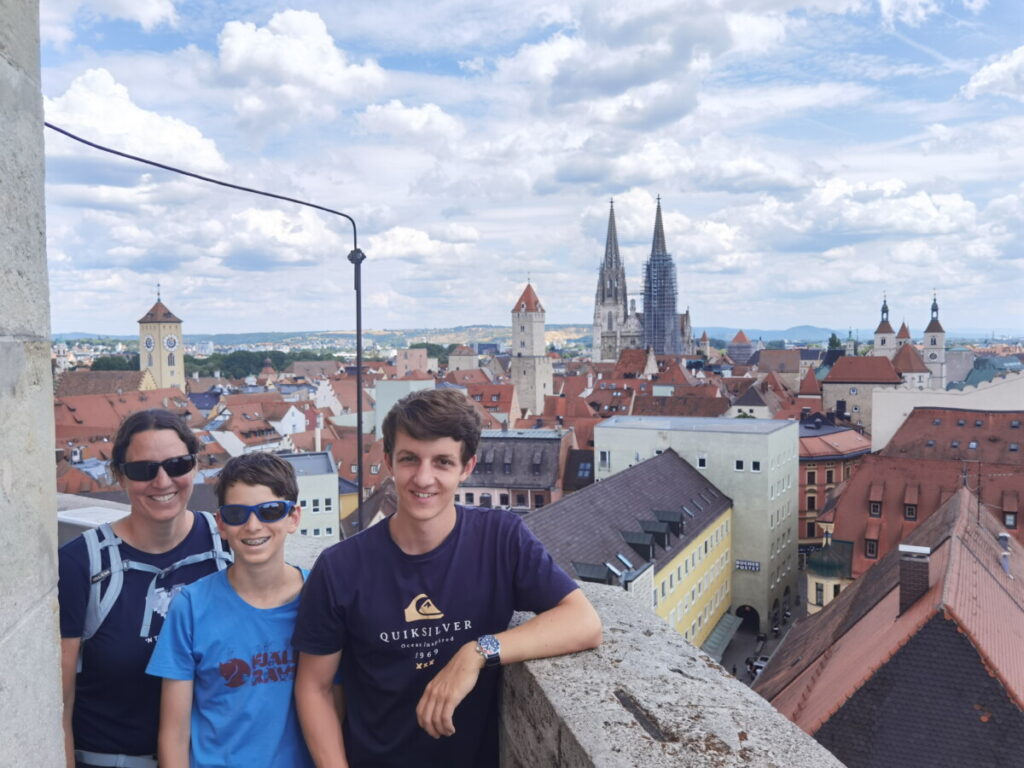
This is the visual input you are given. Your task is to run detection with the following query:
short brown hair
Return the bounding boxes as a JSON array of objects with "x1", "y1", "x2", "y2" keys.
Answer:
[
  {"x1": 215, "y1": 452, "x2": 299, "y2": 506},
  {"x1": 382, "y1": 389, "x2": 482, "y2": 465}
]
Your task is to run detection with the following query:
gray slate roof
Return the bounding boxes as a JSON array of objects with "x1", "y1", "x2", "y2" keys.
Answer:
[
  {"x1": 463, "y1": 432, "x2": 563, "y2": 491},
  {"x1": 523, "y1": 450, "x2": 731, "y2": 584}
]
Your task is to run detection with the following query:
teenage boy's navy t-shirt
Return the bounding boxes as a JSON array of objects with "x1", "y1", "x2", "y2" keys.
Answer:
[{"x1": 292, "y1": 505, "x2": 577, "y2": 768}]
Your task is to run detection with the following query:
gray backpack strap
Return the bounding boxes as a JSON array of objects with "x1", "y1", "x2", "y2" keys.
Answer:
[
  {"x1": 82, "y1": 523, "x2": 125, "y2": 643},
  {"x1": 197, "y1": 510, "x2": 232, "y2": 571}
]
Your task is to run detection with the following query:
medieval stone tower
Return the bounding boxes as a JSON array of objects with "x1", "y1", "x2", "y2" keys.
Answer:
[
  {"x1": 511, "y1": 283, "x2": 553, "y2": 417},
  {"x1": 138, "y1": 288, "x2": 185, "y2": 391}
]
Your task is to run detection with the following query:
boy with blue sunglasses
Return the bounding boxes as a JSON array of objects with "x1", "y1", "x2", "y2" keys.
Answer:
[{"x1": 147, "y1": 453, "x2": 314, "y2": 767}]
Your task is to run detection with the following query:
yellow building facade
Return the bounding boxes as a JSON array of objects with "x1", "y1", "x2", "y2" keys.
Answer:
[{"x1": 652, "y1": 508, "x2": 733, "y2": 647}]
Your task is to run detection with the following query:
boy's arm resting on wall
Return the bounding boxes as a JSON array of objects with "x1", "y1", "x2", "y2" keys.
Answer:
[
  {"x1": 296, "y1": 651, "x2": 349, "y2": 768},
  {"x1": 60, "y1": 637, "x2": 80, "y2": 768},
  {"x1": 158, "y1": 679, "x2": 193, "y2": 768},
  {"x1": 416, "y1": 587, "x2": 602, "y2": 739}
]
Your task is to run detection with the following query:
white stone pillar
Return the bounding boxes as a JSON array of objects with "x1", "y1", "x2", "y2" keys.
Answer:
[{"x1": 0, "y1": 0, "x2": 65, "y2": 762}]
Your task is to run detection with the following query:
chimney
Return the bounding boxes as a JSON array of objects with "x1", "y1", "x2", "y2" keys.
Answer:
[{"x1": 898, "y1": 544, "x2": 931, "y2": 615}]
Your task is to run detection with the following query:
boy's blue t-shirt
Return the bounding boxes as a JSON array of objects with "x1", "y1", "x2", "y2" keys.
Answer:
[
  {"x1": 292, "y1": 505, "x2": 577, "y2": 768},
  {"x1": 147, "y1": 566, "x2": 314, "y2": 768}
]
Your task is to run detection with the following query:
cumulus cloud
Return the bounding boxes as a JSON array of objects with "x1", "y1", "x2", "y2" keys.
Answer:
[
  {"x1": 217, "y1": 10, "x2": 386, "y2": 125},
  {"x1": 358, "y1": 100, "x2": 465, "y2": 150},
  {"x1": 44, "y1": 68, "x2": 226, "y2": 174},
  {"x1": 962, "y1": 46, "x2": 1024, "y2": 101},
  {"x1": 366, "y1": 227, "x2": 476, "y2": 265},
  {"x1": 41, "y1": 0, "x2": 177, "y2": 47}
]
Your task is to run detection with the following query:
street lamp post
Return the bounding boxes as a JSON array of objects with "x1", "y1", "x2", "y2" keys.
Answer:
[{"x1": 348, "y1": 247, "x2": 366, "y2": 532}]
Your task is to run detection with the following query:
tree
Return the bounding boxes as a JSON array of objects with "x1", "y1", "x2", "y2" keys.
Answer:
[
  {"x1": 828, "y1": 333, "x2": 842, "y2": 350},
  {"x1": 91, "y1": 354, "x2": 139, "y2": 371},
  {"x1": 410, "y1": 342, "x2": 450, "y2": 364}
]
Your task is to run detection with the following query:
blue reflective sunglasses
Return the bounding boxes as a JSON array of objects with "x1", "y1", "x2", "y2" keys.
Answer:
[{"x1": 218, "y1": 500, "x2": 296, "y2": 526}]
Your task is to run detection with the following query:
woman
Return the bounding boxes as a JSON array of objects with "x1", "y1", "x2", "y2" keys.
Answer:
[{"x1": 59, "y1": 409, "x2": 231, "y2": 768}]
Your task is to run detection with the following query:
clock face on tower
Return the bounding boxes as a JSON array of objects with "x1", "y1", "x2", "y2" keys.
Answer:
[
  {"x1": 144, "y1": 335, "x2": 155, "y2": 351},
  {"x1": 929, "y1": 352, "x2": 938, "y2": 360},
  {"x1": 164, "y1": 334, "x2": 179, "y2": 351}
]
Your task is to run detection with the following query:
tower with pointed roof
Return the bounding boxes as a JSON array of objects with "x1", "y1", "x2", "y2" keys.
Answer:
[
  {"x1": 872, "y1": 295, "x2": 896, "y2": 359},
  {"x1": 511, "y1": 283, "x2": 553, "y2": 417},
  {"x1": 138, "y1": 286, "x2": 184, "y2": 391},
  {"x1": 592, "y1": 200, "x2": 642, "y2": 361},
  {"x1": 923, "y1": 292, "x2": 946, "y2": 389},
  {"x1": 641, "y1": 197, "x2": 683, "y2": 355}
]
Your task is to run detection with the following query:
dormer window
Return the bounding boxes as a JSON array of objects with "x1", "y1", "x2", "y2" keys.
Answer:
[
  {"x1": 869, "y1": 502, "x2": 882, "y2": 517},
  {"x1": 904, "y1": 504, "x2": 917, "y2": 520}
]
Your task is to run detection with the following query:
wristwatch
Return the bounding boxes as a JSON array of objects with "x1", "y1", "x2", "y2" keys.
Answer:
[{"x1": 475, "y1": 634, "x2": 501, "y2": 668}]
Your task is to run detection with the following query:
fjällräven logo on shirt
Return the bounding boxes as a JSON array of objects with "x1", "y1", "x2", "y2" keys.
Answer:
[{"x1": 404, "y1": 593, "x2": 444, "y2": 622}]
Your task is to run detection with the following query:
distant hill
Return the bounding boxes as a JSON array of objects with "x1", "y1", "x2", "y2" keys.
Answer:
[{"x1": 700, "y1": 326, "x2": 836, "y2": 344}]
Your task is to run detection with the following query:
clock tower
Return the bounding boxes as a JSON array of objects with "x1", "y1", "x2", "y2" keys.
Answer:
[{"x1": 138, "y1": 288, "x2": 185, "y2": 391}]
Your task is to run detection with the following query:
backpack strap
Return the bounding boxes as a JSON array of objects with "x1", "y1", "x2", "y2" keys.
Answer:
[{"x1": 197, "y1": 509, "x2": 232, "y2": 572}]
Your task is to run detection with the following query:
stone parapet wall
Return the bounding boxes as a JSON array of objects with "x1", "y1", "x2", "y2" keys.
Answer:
[{"x1": 501, "y1": 582, "x2": 841, "y2": 767}]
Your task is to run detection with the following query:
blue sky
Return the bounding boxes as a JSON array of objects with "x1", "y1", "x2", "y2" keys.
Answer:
[{"x1": 40, "y1": 0, "x2": 1024, "y2": 337}]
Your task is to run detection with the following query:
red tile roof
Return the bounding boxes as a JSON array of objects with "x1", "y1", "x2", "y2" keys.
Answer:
[
  {"x1": 891, "y1": 343, "x2": 930, "y2": 374},
  {"x1": 56, "y1": 370, "x2": 151, "y2": 398},
  {"x1": 632, "y1": 395, "x2": 731, "y2": 418},
  {"x1": 830, "y1": 453, "x2": 1024, "y2": 577},
  {"x1": 760, "y1": 488, "x2": 1024, "y2": 734},
  {"x1": 731, "y1": 330, "x2": 750, "y2": 343},
  {"x1": 800, "y1": 429, "x2": 872, "y2": 460},
  {"x1": 137, "y1": 300, "x2": 182, "y2": 324},
  {"x1": 880, "y1": 408, "x2": 1024, "y2": 464},
  {"x1": 512, "y1": 283, "x2": 543, "y2": 312},
  {"x1": 823, "y1": 355, "x2": 902, "y2": 384},
  {"x1": 54, "y1": 388, "x2": 200, "y2": 434},
  {"x1": 798, "y1": 369, "x2": 822, "y2": 396},
  {"x1": 896, "y1": 322, "x2": 911, "y2": 339}
]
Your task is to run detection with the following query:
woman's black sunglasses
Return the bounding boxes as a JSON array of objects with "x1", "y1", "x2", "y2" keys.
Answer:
[
  {"x1": 120, "y1": 454, "x2": 197, "y2": 482},
  {"x1": 218, "y1": 500, "x2": 296, "y2": 526}
]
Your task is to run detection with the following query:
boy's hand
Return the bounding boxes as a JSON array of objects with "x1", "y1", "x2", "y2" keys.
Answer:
[{"x1": 415, "y1": 642, "x2": 485, "y2": 738}]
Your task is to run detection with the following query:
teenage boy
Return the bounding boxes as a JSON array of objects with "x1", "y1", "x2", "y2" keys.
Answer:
[
  {"x1": 147, "y1": 453, "x2": 314, "y2": 768},
  {"x1": 293, "y1": 388, "x2": 603, "y2": 767}
]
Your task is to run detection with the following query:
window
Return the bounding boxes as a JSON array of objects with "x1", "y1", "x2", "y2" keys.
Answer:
[
  {"x1": 696, "y1": 456, "x2": 708, "y2": 469},
  {"x1": 833, "y1": 584, "x2": 841, "y2": 598},
  {"x1": 669, "y1": 573, "x2": 674, "y2": 590},
  {"x1": 325, "y1": 527, "x2": 333, "y2": 536},
  {"x1": 905, "y1": 504, "x2": 917, "y2": 520},
  {"x1": 869, "y1": 502, "x2": 881, "y2": 517},
  {"x1": 661, "y1": 582, "x2": 666, "y2": 598},
  {"x1": 325, "y1": 498, "x2": 332, "y2": 509},
  {"x1": 849, "y1": 386, "x2": 858, "y2": 395},
  {"x1": 465, "y1": 492, "x2": 475, "y2": 504},
  {"x1": 168, "y1": 352, "x2": 176, "y2": 367},
  {"x1": 535, "y1": 495, "x2": 545, "y2": 508},
  {"x1": 1006, "y1": 513, "x2": 1018, "y2": 529},
  {"x1": 300, "y1": 529, "x2": 308, "y2": 536},
  {"x1": 455, "y1": 493, "x2": 461, "y2": 502},
  {"x1": 1011, "y1": 420, "x2": 1021, "y2": 429},
  {"x1": 516, "y1": 493, "x2": 527, "y2": 506},
  {"x1": 599, "y1": 450, "x2": 610, "y2": 468},
  {"x1": 806, "y1": 494, "x2": 817, "y2": 512},
  {"x1": 313, "y1": 528, "x2": 321, "y2": 536},
  {"x1": 826, "y1": 469, "x2": 834, "y2": 484},
  {"x1": 1011, "y1": 444, "x2": 1020, "y2": 453},
  {"x1": 752, "y1": 461, "x2": 761, "y2": 472},
  {"x1": 652, "y1": 590, "x2": 658, "y2": 608},
  {"x1": 815, "y1": 582, "x2": 824, "y2": 606},
  {"x1": 735, "y1": 460, "x2": 744, "y2": 471},
  {"x1": 865, "y1": 539, "x2": 878, "y2": 558},
  {"x1": 968, "y1": 441, "x2": 978, "y2": 450},
  {"x1": 370, "y1": 463, "x2": 381, "y2": 474},
  {"x1": 499, "y1": 493, "x2": 509, "y2": 506},
  {"x1": 312, "y1": 499, "x2": 320, "y2": 511},
  {"x1": 807, "y1": 470, "x2": 816, "y2": 485},
  {"x1": 957, "y1": 419, "x2": 966, "y2": 426},
  {"x1": 951, "y1": 440, "x2": 960, "y2": 448},
  {"x1": 480, "y1": 493, "x2": 493, "y2": 508},
  {"x1": 806, "y1": 521, "x2": 816, "y2": 537}
]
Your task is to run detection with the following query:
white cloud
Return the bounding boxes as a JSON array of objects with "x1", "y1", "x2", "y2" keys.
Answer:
[
  {"x1": 217, "y1": 10, "x2": 386, "y2": 125},
  {"x1": 962, "y1": 46, "x2": 1024, "y2": 102},
  {"x1": 358, "y1": 100, "x2": 465, "y2": 150},
  {"x1": 44, "y1": 68, "x2": 226, "y2": 173},
  {"x1": 877, "y1": 0, "x2": 941, "y2": 28},
  {"x1": 726, "y1": 13, "x2": 789, "y2": 55},
  {"x1": 41, "y1": 0, "x2": 177, "y2": 47},
  {"x1": 366, "y1": 227, "x2": 475, "y2": 264}
]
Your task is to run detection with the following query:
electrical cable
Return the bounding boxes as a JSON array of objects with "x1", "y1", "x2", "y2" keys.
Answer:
[{"x1": 43, "y1": 121, "x2": 358, "y2": 247}]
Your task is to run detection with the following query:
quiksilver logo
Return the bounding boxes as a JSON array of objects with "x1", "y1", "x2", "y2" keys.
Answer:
[{"x1": 404, "y1": 593, "x2": 444, "y2": 622}]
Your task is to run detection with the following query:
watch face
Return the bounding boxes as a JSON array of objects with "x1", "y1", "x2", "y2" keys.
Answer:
[
  {"x1": 164, "y1": 335, "x2": 179, "y2": 350},
  {"x1": 144, "y1": 335, "x2": 155, "y2": 351}
]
